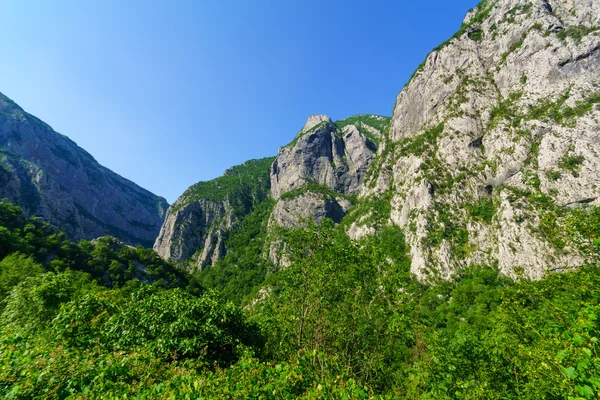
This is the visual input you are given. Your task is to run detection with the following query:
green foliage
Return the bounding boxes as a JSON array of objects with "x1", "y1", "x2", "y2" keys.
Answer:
[
  {"x1": 556, "y1": 25, "x2": 600, "y2": 44},
  {"x1": 0, "y1": 198, "x2": 186, "y2": 289},
  {"x1": 334, "y1": 114, "x2": 391, "y2": 144},
  {"x1": 528, "y1": 90, "x2": 600, "y2": 126},
  {"x1": 1, "y1": 270, "x2": 99, "y2": 335},
  {"x1": 489, "y1": 91, "x2": 523, "y2": 128},
  {"x1": 335, "y1": 114, "x2": 390, "y2": 133},
  {"x1": 194, "y1": 199, "x2": 276, "y2": 305},
  {"x1": 559, "y1": 154, "x2": 585, "y2": 176},
  {"x1": 0, "y1": 285, "x2": 266, "y2": 398},
  {"x1": 546, "y1": 169, "x2": 562, "y2": 181},
  {"x1": 53, "y1": 286, "x2": 263, "y2": 366},
  {"x1": 0, "y1": 253, "x2": 43, "y2": 301},
  {"x1": 280, "y1": 182, "x2": 354, "y2": 202},
  {"x1": 468, "y1": 29, "x2": 483, "y2": 41},
  {"x1": 342, "y1": 190, "x2": 392, "y2": 230},
  {"x1": 467, "y1": 198, "x2": 496, "y2": 223},
  {"x1": 255, "y1": 219, "x2": 413, "y2": 391},
  {"x1": 425, "y1": 203, "x2": 470, "y2": 256},
  {"x1": 398, "y1": 123, "x2": 445, "y2": 156},
  {"x1": 1, "y1": 202, "x2": 600, "y2": 398},
  {"x1": 174, "y1": 157, "x2": 274, "y2": 213}
]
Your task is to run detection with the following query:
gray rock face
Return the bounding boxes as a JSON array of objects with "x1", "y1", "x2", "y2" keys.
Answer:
[
  {"x1": 356, "y1": 0, "x2": 600, "y2": 280},
  {"x1": 153, "y1": 157, "x2": 274, "y2": 270},
  {"x1": 270, "y1": 116, "x2": 377, "y2": 199},
  {"x1": 271, "y1": 191, "x2": 352, "y2": 229},
  {"x1": 0, "y1": 93, "x2": 168, "y2": 246},
  {"x1": 153, "y1": 198, "x2": 230, "y2": 266},
  {"x1": 302, "y1": 114, "x2": 332, "y2": 132}
]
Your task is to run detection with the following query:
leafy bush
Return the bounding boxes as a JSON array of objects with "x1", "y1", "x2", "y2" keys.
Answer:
[
  {"x1": 0, "y1": 199, "x2": 187, "y2": 289},
  {"x1": 467, "y1": 198, "x2": 496, "y2": 223}
]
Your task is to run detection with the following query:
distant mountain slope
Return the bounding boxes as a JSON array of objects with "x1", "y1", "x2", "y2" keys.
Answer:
[
  {"x1": 0, "y1": 92, "x2": 168, "y2": 246},
  {"x1": 154, "y1": 157, "x2": 274, "y2": 269}
]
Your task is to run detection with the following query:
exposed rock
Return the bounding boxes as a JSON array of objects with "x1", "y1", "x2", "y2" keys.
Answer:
[
  {"x1": 356, "y1": 0, "x2": 600, "y2": 280},
  {"x1": 153, "y1": 157, "x2": 273, "y2": 270},
  {"x1": 0, "y1": 93, "x2": 168, "y2": 246},
  {"x1": 302, "y1": 114, "x2": 332, "y2": 132},
  {"x1": 153, "y1": 198, "x2": 229, "y2": 265},
  {"x1": 270, "y1": 191, "x2": 352, "y2": 229},
  {"x1": 270, "y1": 117, "x2": 377, "y2": 199}
]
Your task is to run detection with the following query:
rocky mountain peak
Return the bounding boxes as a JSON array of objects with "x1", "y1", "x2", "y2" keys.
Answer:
[{"x1": 302, "y1": 114, "x2": 331, "y2": 132}]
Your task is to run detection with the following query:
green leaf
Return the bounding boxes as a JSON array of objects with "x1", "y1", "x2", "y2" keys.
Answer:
[
  {"x1": 563, "y1": 366, "x2": 578, "y2": 379},
  {"x1": 573, "y1": 334, "x2": 585, "y2": 346},
  {"x1": 575, "y1": 385, "x2": 594, "y2": 398}
]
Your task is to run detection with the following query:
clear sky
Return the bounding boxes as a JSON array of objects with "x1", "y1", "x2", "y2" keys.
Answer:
[{"x1": 0, "y1": 0, "x2": 479, "y2": 203}]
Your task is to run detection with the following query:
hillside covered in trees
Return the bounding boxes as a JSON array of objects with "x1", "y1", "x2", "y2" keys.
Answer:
[
  {"x1": 1, "y1": 198, "x2": 600, "y2": 398},
  {"x1": 2, "y1": 0, "x2": 600, "y2": 398}
]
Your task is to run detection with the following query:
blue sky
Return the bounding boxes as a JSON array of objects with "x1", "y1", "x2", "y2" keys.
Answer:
[{"x1": 0, "y1": 0, "x2": 479, "y2": 203}]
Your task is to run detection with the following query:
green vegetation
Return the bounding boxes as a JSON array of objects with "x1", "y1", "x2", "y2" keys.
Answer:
[
  {"x1": 559, "y1": 154, "x2": 585, "y2": 176},
  {"x1": 398, "y1": 123, "x2": 445, "y2": 157},
  {"x1": 467, "y1": 198, "x2": 496, "y2": 223},
  {"x1": 193, "y1": 198, "x2": 276, "y2": 305},
  {"x1": 527, "y1": 90, "x2": 600, "y2": 126},
  {"x1": 0, "y1": 199, "x2": 186, "y2": 288},
  {"x1": 557, "y1": 25, "x2": 600, "y2": 44},
  {"x1": 500, "y1": 3, "x2": 533, "y2": 25},
  {"x1": 174, "y1": 157, "x2": 274, "y2": 215},
  {"x1": 341, "y1": 190, "x2": 392, "y2": 230},
  {"x1": 334, "y1": 114, "x2": 391, "y2": 144},
  {"x1": 546, "y1": 169, "x2": 562, "y2": 181},
  {"x1": 2, "y1": 194, "x2": 600, "y2": 397},
  {"x1": 468, "y1": 28, "x2": 483, "y2": 41}
]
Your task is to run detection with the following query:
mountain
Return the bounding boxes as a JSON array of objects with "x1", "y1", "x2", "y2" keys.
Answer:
[
  {"x1": 155, "y1": 114, "x2": 387, "y2": 270},
  {"x1": 0, "y1": 93, "x2": 168, "y2": 246},
  {"x1": 154, "y1": 157, "x2": 274, "y2": 269},
  {"x1": 354, "y1": 0, "x2": 600, "y2": 280},
  {"x1": 157, "y1": 0, "x2": 600, "y2": 283}
]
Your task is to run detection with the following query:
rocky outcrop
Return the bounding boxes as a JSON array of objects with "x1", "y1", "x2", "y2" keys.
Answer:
[
  {"x1": 354, "y1": 0, "x2": 600, "y2": 280},
  {"x1": 153, "y1": 198, "x2": 230, "y2": 265},
  {"x1": 271, "y1": 191, "x2": 352, "y2": 229},
  {"x1": 0, "y1": 93, "x2": 168, "y2": 246},
  {"x1": 270, "y1": 115, "x2": 381, "y2": 199},
  {"x1": 264, "y1": 115, "x2": 385, "y2": 263},
  {"x1": 153, "y1": 158, "x2": 273, "y2": 270},
  {"x1": 268, "y1": 115, "x2": 385, "y2": 229}
]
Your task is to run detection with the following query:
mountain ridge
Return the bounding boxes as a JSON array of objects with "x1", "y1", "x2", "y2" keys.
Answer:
[
  {"x1": 0, "y1": 92, "x2": 169, "y2": 246},
  {"x1": 156, "y1": 0, "x2": 600, "y2": 285}
]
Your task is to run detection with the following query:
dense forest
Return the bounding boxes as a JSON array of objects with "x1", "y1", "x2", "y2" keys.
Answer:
[{"x1": 1, "y1": 198, "x2": 599, "y2": 399}]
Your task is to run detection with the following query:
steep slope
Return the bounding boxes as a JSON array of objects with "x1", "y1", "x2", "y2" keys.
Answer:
[
  {"x1": 353, "y1": 0, "x2": 600, "y2": 280},
  {"x1": 154, "y1": 157, "x2": 274, "y2": 270},
  {"x1": 155, "y1": 115, "x2": 388, "y2": 270},
  {"x1": 0, "y1": 92, "x2": 168, "y2": 246},
  {"x1": 269, "y1": 114, "x2": 385, "y2": 229}
]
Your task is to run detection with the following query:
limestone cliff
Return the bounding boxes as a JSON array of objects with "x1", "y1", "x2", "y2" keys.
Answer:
[
  {"x1": 0, "y1": 93, "x2": 168, "y2": 246},
  {"x1": 157, "y1": 0, "x2": 600, "y2": 281},
  {"x1": 269, "y1": 114, "x2": 385, "y2": 228},
  {"x1": 153, "y1": 158, "x2": 274, "y2": 270},
  {"x1": 154, "y1": 115, "x2": 387, "y2": 270},
  {"x1": 352, "y1": 0, "x2": 600, "y2": 280}
]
